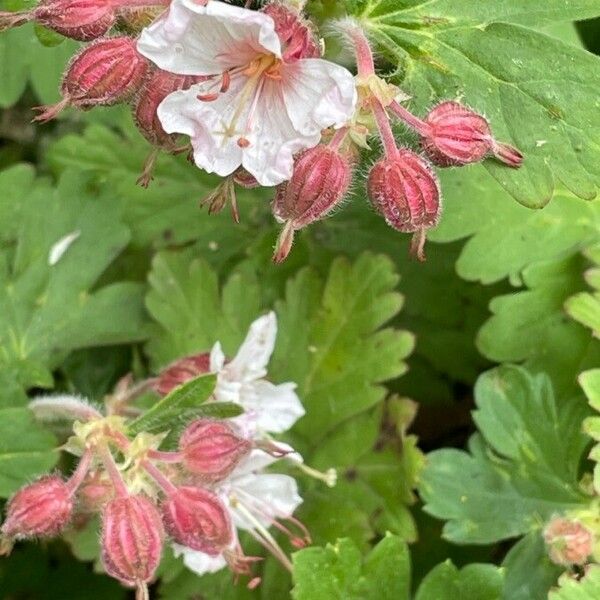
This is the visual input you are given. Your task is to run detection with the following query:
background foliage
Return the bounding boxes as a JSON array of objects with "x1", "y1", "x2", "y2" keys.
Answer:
[{"x1": 1, "y1": 0, "x2": 600, "y2": 598}]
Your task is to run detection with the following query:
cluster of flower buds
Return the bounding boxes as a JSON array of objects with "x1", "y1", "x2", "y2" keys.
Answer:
[
  {"x1": 1, "y1": 313, "x2": 325, "y2": 592},
  {"x1": 0, "y1": 0, "x2": 524, "y2": 262}
]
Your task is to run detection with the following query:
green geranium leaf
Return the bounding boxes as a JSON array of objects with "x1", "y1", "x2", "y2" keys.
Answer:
[
  {"x1": 502, "y1": 532, "x2": 562, "y2": 600},
  {"x1": 415, "y1": 561, "x2": 503, "y2": 600},
  {"x1": 145, "y1": 251, "x2": 263, "y2": 370},
  {"x1": 272, "y1": 253, "x2": 414, "y2": 442},
  {"x1": 549, "y1": 566, "x2": 600, "y2": 600},
  {"x1": 477, "y1": 255, "x2": 600, "y2": 395},
  {"x1": 0, "y1": 407, "x2": 58, "y2": 497},
  {"x1": 356, "y1": 2, "x2": 600, "y2": 207},
  {"x1": 0, "y1": 169, "x2": 150, "y2": 395},
  {"x1": 129, "y1": 373, "x2": 218, "y2": 435},
  {"x1": 420, "y1": 365, "x2": 590, "y2": 544},
  {"x1": 292, "y1": 535, "x2": 410, "y2": 600},
  {"x1": 0, "y1": 24, "x2": 76, "y2": 106}
]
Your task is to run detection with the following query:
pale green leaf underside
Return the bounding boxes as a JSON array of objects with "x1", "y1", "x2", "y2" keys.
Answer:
[{"x1": 549, "y1": 566, "x2": 600, "y2": 600}]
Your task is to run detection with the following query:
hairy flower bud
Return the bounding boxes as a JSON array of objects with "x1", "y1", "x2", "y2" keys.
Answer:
[
  {"x1": 2, "y1": 476, "x2": 73, "y2": 539},
  {"x1": 153, "y1": 352, "x2": 211, "y2": 396},
  {"x1": 544, "y1": 517, "x2": 593, "y2": 566},
  {"x1": 34, "y1": 37, "x2": 149, "y2": 122},
  {"x1": 272, "y1": 145, "x2": 351, "y2": 263},
  {"x1": 422, "y1": 101, "x2": 523, "y2": 168},
  {"x1": 367, "y1": 149, "x2": 441, "y2": 261},
  {"x1": 134, "y1": 69, "x2": 203, "y2": 150},
  {"x1": 263, "y1": 2, "x2": 320, "y2": 61},
  {"x1": 180, "y1": 420, "x2": 251, "y2": 481},
  {"x1": 161, "y1": 486, "x2": 232, "y2": 554},
  {"x1": 101, "y1": 495, "x2": 164, "y2": 592},
  {"x1": 1, "y1": 0, "x2": 114, "y2": 40}
]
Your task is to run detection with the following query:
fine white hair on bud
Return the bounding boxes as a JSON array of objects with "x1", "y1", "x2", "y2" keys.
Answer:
[{"x1": 29, "y1": 394, "x2": 103, "y2": 422}]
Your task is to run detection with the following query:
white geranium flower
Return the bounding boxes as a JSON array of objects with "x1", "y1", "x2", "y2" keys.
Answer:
[
  {"x1": 210, "y1": 311, "x2": 305, "y2": 439},
  {"x1": 177, "y1": 449, "x2": 305, "y2": 575},
  {"x1": 137, "y1": 0, "x2": 357, "y2": 186}
]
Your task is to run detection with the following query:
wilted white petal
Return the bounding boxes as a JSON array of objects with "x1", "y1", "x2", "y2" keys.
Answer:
[{"x1": 48, "y1": 231, "x2": 80, "y2": 266}]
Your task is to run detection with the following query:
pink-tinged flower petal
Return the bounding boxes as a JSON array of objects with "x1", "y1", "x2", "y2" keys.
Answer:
[
  {"x1": 157, "y1": 78, "x2": 246, "y2": 177},
  {"x1": 137, "y1": 0, "x2": 281, "y2": 75},
  {"x1": 281, "y1": 58, "x2": 357, "y2": 136}
]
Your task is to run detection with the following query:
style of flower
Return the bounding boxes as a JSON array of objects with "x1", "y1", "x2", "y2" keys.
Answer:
[{"x1": 137, "y1": 0, "x2": 357, "y2": 186}]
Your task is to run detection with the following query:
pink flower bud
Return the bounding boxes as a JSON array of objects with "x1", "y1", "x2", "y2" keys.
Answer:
[
  {"x1": 161, "y1": 486, "x2": 232, "y2": 554},
  {"x1": 101, "y1": 495, "x2": 164, "y2": 591},
  {"x1": 153, "y1": 352, "x2": 211, "y2": 396},
  {"x1": 263, "y1": 3, "x2": 320, "y2": 61},
  {"x1": 134, "y1": 69, "x2": 204, "y2": 150},
  {"x1": 544, "y1": 517, "x2": 593, "y2": 566},
  {"x1": 367, "y1": 149, "x2": 441, "y2": 261},
  {"x1": 34, "y1": 37, "x2": 149, "y2": 122},
  {"x1": 1, "y1": 476, "x2": 73, "y2": 539},
  {"x1": 35, "y1": 0, "x2": 115, "y2": 40},
  {"x1": 179, "y1": 420, "x2": 251, "y2": 481},
  {"x1": 422, "y1": 101, "x2": 523, "y2": 168},
  {"x1": 272, "y1": 145, "x2": 351, "y2": 263}
]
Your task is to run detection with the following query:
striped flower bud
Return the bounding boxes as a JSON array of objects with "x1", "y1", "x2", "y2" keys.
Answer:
[
  {"x1": 0, "y1": 0, "x2": 115, "y2": 41},
  {"x1": 367, "y1": 149, "x2": 441, "y2": 261},
  {"x1": 272, "y1": 145, "x2": 351, "y2": 263},
  {"x1": 1, "y1": 476, "x2": 73, "y2": 539},
  {"x1": 422, "y1": 101, "x2": 523, "y2": 168},
  {"x1": 179, "y1": 420, "x2": 251, "y2": 482},
  {"x1": 101, "y1": 495, "x2": 164, "y2": 595},
  {"x1": 34, "y1": 37, "x2": 149, "y2": 122},
  {"x1": 161, "y1": 486, "x2": 232, "y2": 554},
  {"x1": 153, "y1": 352, "x2": 211, "y2": 396},
  {"x1": 262, "y1": 2, "x2": 320, "y2": 61}
]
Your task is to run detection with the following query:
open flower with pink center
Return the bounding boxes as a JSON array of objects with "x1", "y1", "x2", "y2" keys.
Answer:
[{"x1": 137, "y1": 0, "x2": 357, "y2": 186}]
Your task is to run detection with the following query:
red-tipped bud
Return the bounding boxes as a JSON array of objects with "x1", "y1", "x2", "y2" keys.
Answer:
[
  {"x1": 422, "y1": 101, "x2": 523, "y2": 168},
  {"x1": 272, "y1": 145, "x2": 351, "y2": 262},
  {"x1": 367, "y1": 149, "x2": 441, "y2": 261},
  {"x1": 101, "y1": 495, "x2": 164, "y2": 592},
  {"x1": 161, "y1": 486, "x2": 232, "y2": 554},
  {"x1": 180, "y1": 420, "x2": 251, "y2": 481},
  {"x1": 263, "y1": 3, "x2": 320, "y2": 61},
  {"x1": 134, "y1": 69, "x2": 204, "y2": 150},
  {"x1": 2, "y1": 476, "x2": 73, "y2": 539},
  {"x1": 34, "y1": 37, "x2": 149, "y2": 122},
  {"x1": 543, "y1": 517, "x2": 593, "y2": 566},
  {"x1": 153, "y1": 352, "x2": 211, "y2": 396}
]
